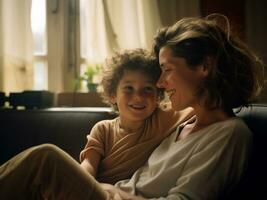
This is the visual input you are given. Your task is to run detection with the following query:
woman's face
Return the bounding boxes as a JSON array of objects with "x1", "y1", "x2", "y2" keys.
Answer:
[{"x1": 157, "y1": 46, "x2": 207, "y2": 111}]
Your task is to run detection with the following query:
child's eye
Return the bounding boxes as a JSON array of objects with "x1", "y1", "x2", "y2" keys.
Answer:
[{"x1": 123, "y1": 86, "x2": 133, "y2": 92}]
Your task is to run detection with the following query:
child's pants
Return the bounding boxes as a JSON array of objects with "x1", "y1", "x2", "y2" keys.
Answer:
[{"x1": 0, "y1": 144, "x2": 107, "y2": 200}]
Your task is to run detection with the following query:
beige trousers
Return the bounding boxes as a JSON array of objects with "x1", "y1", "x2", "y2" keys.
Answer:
[{"x1": 0, "y1": 144, "x2": 107, "y2": 200}]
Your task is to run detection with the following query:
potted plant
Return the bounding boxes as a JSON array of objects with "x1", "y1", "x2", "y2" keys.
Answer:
[{"x1": 78, "y1": 64, "x2": 102, "y2": 92}]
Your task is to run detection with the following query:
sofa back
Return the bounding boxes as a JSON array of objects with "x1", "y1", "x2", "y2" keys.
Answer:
[
  {"x1": 228, "y1": 104, "x2": 267, "y2": 199},
  {"x1": 0, "y1": 107, "x2": 117, "y2": 164}
]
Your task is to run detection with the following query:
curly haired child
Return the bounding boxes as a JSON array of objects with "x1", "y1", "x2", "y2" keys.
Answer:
[{"x1": 80, "y1": 48, "x2": 193, "y2": 184}]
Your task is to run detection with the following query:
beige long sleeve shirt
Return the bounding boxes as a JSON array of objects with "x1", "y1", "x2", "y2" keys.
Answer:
[{"x1": 115, "y1": 117, "x2": 252, "y2": 200}]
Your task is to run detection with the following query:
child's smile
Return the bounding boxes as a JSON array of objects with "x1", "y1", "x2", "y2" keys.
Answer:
[{"x1": 112, "y1": 70, "x2": 158, "y2": 129}]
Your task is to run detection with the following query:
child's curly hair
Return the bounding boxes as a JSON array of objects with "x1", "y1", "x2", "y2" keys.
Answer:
[{"x1": 99, "y1": 48, "x2": 164, "y2": 110}]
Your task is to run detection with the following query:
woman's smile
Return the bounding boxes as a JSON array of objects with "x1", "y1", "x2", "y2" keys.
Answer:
[{"x1": 166, "y1": 89, "x2": 176, "y2": 100}]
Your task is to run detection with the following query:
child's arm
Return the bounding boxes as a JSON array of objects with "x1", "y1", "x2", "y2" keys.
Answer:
[
  {"x1": 80, "y1": 150, "x2": 101, "y2": 177},
  {"x1": 80, "y1": 121, "x2": 107, "y2": 177}
]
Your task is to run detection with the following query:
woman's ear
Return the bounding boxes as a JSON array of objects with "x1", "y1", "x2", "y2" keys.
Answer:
[{"x1": 201, "y1": 56, "x2": 215, "y2": 77}]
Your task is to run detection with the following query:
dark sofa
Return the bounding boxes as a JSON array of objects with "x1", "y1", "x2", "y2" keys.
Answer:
[
  {"x1": 1, "y1": 104, "x2": 267, "y2": 198},
  {"x1": 0, "y1": 107, "x2": 117, "y2": 164}
]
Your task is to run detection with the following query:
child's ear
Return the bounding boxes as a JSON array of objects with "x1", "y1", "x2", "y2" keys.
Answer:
[{"x1": 110, "y1": 94, "x2": 117, "y2": 104}]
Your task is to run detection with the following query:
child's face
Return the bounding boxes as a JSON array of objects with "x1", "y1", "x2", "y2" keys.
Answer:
[{"x1": 111, "y1": 70, "x2": 158, "y2": 125}]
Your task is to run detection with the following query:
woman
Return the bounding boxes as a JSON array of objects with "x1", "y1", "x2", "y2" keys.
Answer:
[{"x1": 0, "y1": 14, "x2": 264, "y2": 200}]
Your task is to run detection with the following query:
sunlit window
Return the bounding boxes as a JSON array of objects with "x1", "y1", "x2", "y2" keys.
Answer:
[
  {"x1": 31, "y1": 0, "x2": 47, "y2": 90},
  {"x1": 80, "y1": 0, "x2": 107, "y2": 62}
]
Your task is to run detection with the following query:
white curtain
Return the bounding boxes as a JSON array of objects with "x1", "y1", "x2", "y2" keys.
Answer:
[
  {"x1": 80, "y1": 0, "x2": 162, "y2": 64},
  {"x1": 106, "y1": 0, "x2": 162, "y2": 50},
  {"x1": 0, "y1": 0, "x2": 33, "y2": 94},
  {"x1": 80, "y1": 0, "x2": 201, "y2": 65},
  {"x1": 80, "y1": 0, "x2": 116, "y2": 63}
]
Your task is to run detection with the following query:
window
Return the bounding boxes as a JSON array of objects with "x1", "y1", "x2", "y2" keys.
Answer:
[{"x1": 31, "y1": 0, "x2": 47, "y2": 90}]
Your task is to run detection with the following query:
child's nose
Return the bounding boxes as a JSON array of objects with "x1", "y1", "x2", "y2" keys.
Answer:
[{"x1": 133, "y1": 91, "x2": 144, "y2": 101}]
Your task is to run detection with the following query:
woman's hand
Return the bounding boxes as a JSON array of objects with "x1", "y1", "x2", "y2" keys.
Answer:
[
  {"x1": 100, "y1": 183, "x2": 146, "y2": 200},
  {"x1": 100, "y1": 183, "x2": 124, "y2": 200}
]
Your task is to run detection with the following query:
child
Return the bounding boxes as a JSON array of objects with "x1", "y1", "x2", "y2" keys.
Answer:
[{"x1": 80, "y1": 48, "x2": 193, "y2": 184}]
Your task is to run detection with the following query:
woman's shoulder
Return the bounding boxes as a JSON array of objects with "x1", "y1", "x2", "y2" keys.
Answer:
[
  {"x1": 220, "y1": 117, "x2": 251, "y2": 135},
  {"x1": 202, "y1": 117, "x2": 252, "y2": 144},
  {"x1": 192, "y1": 117, "x2": 252, "y2": 154},
  {"x1": 228, "y1": 117, "x2": 253, "y2": 140}
]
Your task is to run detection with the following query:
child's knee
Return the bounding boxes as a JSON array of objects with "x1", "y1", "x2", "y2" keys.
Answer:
[
  {"x1": 36, "y1": 143, "x2": 60, "y2": 152},
  {"x1": 30, "y1": 143, "x2": 63, "y2": 161}
]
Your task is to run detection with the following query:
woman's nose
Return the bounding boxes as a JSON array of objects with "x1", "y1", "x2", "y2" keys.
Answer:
[{"x1": 157, "y1": 75, "x2": 165, "y2": 88}]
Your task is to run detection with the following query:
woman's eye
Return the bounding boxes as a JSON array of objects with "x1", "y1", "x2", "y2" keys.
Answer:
[
  {"x1": 163, "y1": 68, "x2": 171, "y2": 72},
  {"x1": 144, "y1": 87, "x2": 155, "y2": 93}
]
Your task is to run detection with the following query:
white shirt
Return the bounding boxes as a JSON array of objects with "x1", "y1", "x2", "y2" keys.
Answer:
[{"x1": 115, "y1": 117, "x2": 252, "y2": 200}]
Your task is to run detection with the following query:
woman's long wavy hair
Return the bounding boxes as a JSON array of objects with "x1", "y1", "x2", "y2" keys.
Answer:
[{"x1": 153, "y1": 14, "x2": 265, "y2": 111}]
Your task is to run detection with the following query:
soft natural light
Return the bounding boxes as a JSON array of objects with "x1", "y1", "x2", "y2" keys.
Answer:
[
  {"x1": 33, "y1": 61, "x2": 48, "y2": 90},
  {"x1": 31, "y1": 0, "x2": 46, "y2": 34},
  {"x1": 31, "y1": 0, "x2": 47, "y2": 55},
  {"x1": 31, "y1": 0, "x2": 47, "y2": 90},
  {"x1": 80, "y1": 0, "x2": 108, "y2": 62}
]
